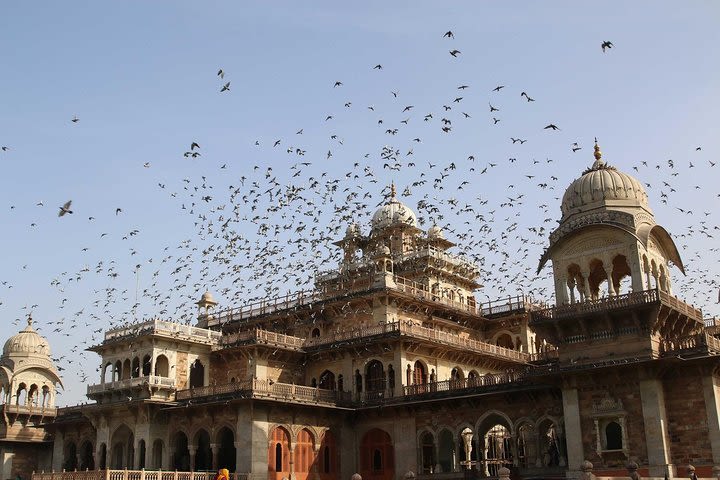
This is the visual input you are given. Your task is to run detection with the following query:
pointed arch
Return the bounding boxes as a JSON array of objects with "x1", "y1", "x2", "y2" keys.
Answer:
[{"x1": 268, "y1": 426, "x2": 291, "y2": 480}]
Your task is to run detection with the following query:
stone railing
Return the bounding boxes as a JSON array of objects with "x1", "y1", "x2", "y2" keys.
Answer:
[
  {"x1": 176, "y1": 372, "x2": 529, "y2": 407},
  {"x1": 531, "y1": 288, "x2": 703, "y2": 324},
  {"x1": 87, "y1": 375, "x2": 175, "y2": 394},
  {"x1": 403, "y1": 372, "x2": 522, "y2": 396},
  {"x1": 391, "y1": 275, "x2": 480, "y2": 315},
  {"x1": 480, "y1": 294, "x2": 547, "y2": 317},
  {"x1": 660, "y1": 332, "x2": 720, "y2": 355},
  {"x1": 220, "y1": 329, "x2": 305, "y2": 350},
  {"x1": 32, "y1": 471, "x2": 249, "y2": 480},
  {"x1": 304, "y1": 321, "x2": 528, "y2": 363},
  {"x1": 103, "y1": 319, "x2": 221, "y2": 345},
  {"x1": 395, "y1": 245, "x2": 480, "y2": 275},
  {"x1": 2, "y1": 403, "x2": 57, "y2": 416},
  {"x1": 175, "y1": 379, "x2": 351, "y2": 405}
]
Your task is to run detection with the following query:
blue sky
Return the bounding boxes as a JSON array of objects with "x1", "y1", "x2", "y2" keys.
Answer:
[{"x1": 1, "y1": 1, "x2": 719, "y2": 405}]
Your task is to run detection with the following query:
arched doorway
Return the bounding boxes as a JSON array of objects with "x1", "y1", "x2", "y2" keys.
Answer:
[
  {"x1": 172, "y1": 431, "x2": 190, "y2": 471},
  {"x1": 217, "y1": 427, "x2": 236, "y2": 472},
  {"x1": 98, "y1": 443, "x2": 107, "y2": 470},
  {"x1": 122, "y1": 359, "x2": 131, "y2": 380},
  {"x1": 319, "y1": 431, "x2": 338, "y2": 480},
  {"x1": 319, "y1": 370, "x2": 336, "y2": 390},
  {"x1": 482, "y1": 424, "x2": 512, "y2": 477},
  {"x1": 420, "y1": 432, "x2": 435, "y2": 474},
  {"x1": 496, "y1": 334, "x2": 514, "y2": 349},
  {"x1": 138, "y1": 439, "x2": 146, "y2": 469},
  {"x1": 295, "y1": 429, "x2": 314, "y2": 480},
  {"x1": 194, "y1": 429, "x2": 212, "y2": 471},
  {"x1": 360, "y1": 428, "x2": 394, "y2": 480},
  {"x1": 110, "y1": 424, "x2": 134, "y2": 469},
  {"x1": 79, "y1": 440, "x2": 95, "y2": 470},
  {"x1": 63, "y1": 441, "x2": 78, "y2": 471},
  {"x1": 413, "y1": 361, "x2": 427, "y2": 393},
  {"x1": 152, "y1": 440, "x2": 163, "y2": 469},
  {"x1": 190, "y1": 359, "x2": 205, "y2": 388},
  {"x1": 437, "y1": 429, "x2": 455, "y2": 473},
  {"x1": 268, "y1": 427, "x2": 290, "y2": 480}
]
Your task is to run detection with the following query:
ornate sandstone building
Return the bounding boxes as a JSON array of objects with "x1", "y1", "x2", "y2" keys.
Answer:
[{"x1": 13, "y1": 143, "x2": 720, "y2": 479}]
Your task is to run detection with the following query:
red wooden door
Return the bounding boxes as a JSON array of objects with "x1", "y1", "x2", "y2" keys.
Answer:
[
  {"x1": 360, "y1": 429, "x2": 394, "y2": 480},
  {"x1": 268, "y1": 427, "x2": 290, "y2": 480},
  {"x1": 295, "y1": 429, "x2": 314, "y2": 480}
]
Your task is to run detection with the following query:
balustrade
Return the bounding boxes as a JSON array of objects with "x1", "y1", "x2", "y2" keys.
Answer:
[
  {"x1": 87, "y1": 375, "x2": 175, "y2": 394},
  {"x1": 32, "y1": 472, "x2": 249, "y2": 480}
]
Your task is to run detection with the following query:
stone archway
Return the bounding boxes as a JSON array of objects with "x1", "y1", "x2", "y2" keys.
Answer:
[
  {"x1": 217, "y1": 426, "x2": 236, "y2": 472},
  {"x1": 194, "y1": 429, "x2": 212, "y2": 471},
  {"x1": 79, "y1": 440, "x2": 95, "y2": 470},
  {"x1": 110, "y1": 424, "x2": 134, "y2": 469},
  {"x1": 172, "y1": 431, "x2": 190, "y2": 471}
]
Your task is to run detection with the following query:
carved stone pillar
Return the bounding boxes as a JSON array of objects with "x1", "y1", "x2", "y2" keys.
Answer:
[{"x1": 211, "y1": 443, "x2": 219, "y2": 471}]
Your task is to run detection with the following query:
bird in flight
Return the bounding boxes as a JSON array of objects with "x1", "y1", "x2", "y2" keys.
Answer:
[
  {"x1": 334, "y1": 81, "x2": 343, "y2": 87},
  {"x1": 217, "y1": 69, "x2": 224, "y2": 79},
  {"x1": 373, "y1": 64, "x2": 382, "y2": 70},
  {"x1": 489, "y1": 103, "x2": 499, "y2": 112},
  {"x1": 521, "y1": 92, "x2": 535, "y2": 102},
  {"x1": 449, "y1": 50, "x2": 461, "y2": 57},
  {"x1": 544, "y1": 124, "x2": 561, "y2": 131},
  {"x1": 601, "y1": 41, "x2": 614, "y2": 52},
  {"x1": 220, "y1": 82, "x2": 230, "y2": 92},
  {"x1": 492, "y1": 85, "x2": 505, "y2": 92},
  {"x1": 443, "y1": 31, "x2": 454, "y2": 39},
  {"x1": 58, "y1": 200, "x2": 73, "y2": 217},
  {"x1": 71, "y1": 116, "x2": 80, "y2": 123},
  {"x1": 115, "y1": 208, "x2": 122, "y2": 215}
]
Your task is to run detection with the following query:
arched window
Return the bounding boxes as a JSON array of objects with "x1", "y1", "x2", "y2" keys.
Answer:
[
  {"x1": 275, "y1": 443, "x2": 283, "y2": 471},
  {"x1": 605, "y1": 421, "x2": 623, "y2": 450},
  {"x1": 311, "y1": 328, "x2": 321, "y2": 338},
  {"x1": 468, "y1": 370, "x2": 479, "y2": 387},
  {"x1": 483, "y1": 424, "x2": 513, "y2": 477},
  {"x1": 366, "y1": 361, "x2": 385, "y2": 392},
  {"x1": 131, "y1": 357, "x2": 140, "y2": 378},
  {"x1": 28, "y1": 384, "x2": 39, "y2": 406},
  {"x1": 154, "y1": 355, "x2": 169, "y2": 377},
  {"x1": 360, "y1": 429, "x2": 394, "y2": 480},
  {"x1": 413, "y1": 361, "x2": 426, "y2": 385},
  {"x1": 189, "y1": 359, "x2": 205, "y2": 388},
  {"x1": 295, "y1": 429, "x2": 314, "y2": 480},
  {"x1": 16, "y1": 383, "x2": 27, "y2": 405},
  {"x1": 142, "y1": 354, "x2": 152, "y2": 376},
  {"x1": 320, "y1": 431, "x2": 338, "y2": 480},
  {"x1": 122, "y1": 359, "x2": 131, "y2": 380},
  {"x1": 496, "y1": 334, "x2": 514, "y2": 349},
  {"x1": 114, "y1": 360, "x2": 122, "y2": 381},
  {"x1": 437, "y1": 429, "x2": 455, "y2": 473}
]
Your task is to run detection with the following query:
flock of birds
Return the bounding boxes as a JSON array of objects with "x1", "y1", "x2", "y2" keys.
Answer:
[{"x1": 1, "y1": 33, "x2": 718, "y2": 398}]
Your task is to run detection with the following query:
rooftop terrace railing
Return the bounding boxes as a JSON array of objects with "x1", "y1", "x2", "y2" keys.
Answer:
[
  {"x1": 2, "y1": 403, "x2": 57, "y2": 416},
  {"x1": 103, "y1": 319, "x2": 221, "y2": 344},
  {"x1": 87, "y1": 375, "x2": 175, "y2": 395}
]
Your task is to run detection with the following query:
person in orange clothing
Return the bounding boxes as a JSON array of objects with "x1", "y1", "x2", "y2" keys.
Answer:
[{"x1": 215, "y1": 469, "x2": 230, "y2": 480}]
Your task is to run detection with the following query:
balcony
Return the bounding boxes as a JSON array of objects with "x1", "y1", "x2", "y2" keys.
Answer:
[
  {"x1": 303, "y1": 321, "x2": 528, "y2": 363},
  {"x1": 660, "y1": 332, "x2": 720, "y2": 357},
  {"x1": 1, "y1": 403, "x2": 57, "y2": 416},
  {"x1": 175, "y1": 378, "x2": 352, "y2": 407},
  {"x1": 480, "y1": 294, "x2": 547, "y2": 319},
  {"x1": 87, "y1": 375, "x2": 175, "y2": 395},
  {"x1": 219, "y1": 329, "x2": 305, "y2": 351},
  {"x1": 32, "y1": 471, "x2": 249, "y2": 480},
  {"x1": 100, "y1": 319, "x2": 221, "y2": 346},
  {"x1": 175, "y1": 372, "x2": 536, "y2": 408},
  {"x1": 530, "y1": 288, "x2": 703, "y2": 324},
  {"x1": 395, "y1": 245, "x2": 480, "y2": 277}
]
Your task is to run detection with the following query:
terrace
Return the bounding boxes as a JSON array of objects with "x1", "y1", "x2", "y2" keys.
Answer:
[
  {"x1": 87, "y1": 375, "x2": 175, "y2": 395},
  {"x1": 97, "y1": 319, "x2": 221, "y2": 347}
]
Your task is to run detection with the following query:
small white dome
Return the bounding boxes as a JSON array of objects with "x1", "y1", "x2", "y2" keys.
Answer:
[
  {"x1": 427, "y1": 225, "x2": 444, "y2": 240},
  {"x1": 345, "y1": 222, "x2": 361, "y2": 237},
  {"x1": 560, "y1": 143, "x2": 650, "y2": 219},
  {"x1": 2, "y1": 318, "x2": 51, "y2": 357}
]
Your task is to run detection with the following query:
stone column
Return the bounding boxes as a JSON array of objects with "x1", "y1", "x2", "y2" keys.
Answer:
[
  {"x1": 288, "y1": 447, "x2": 295, "y2": 480},
  {"x1": 211, "y1": 443, "x2": 219, "y2": 470},
  {"x1": 605, "y1": 269, "x2": 616, "y2": 297},
  {"x1": 702, "y1": 373, "x2": 720, "y2": 466},
  {"x1": 561, "y1": 387, "x2": 584, "y2": 474},
  {"x1": 639, "y1": 379, "x2": 673, "y2": 477},
  {"x1": 52, "y1": 430, "x2": 65, "y2": 471},
  {"x1": 188, "y1": 446, "x2": 197, "y2": 471}
]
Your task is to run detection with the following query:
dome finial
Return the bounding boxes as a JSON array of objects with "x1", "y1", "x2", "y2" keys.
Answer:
[
  {"x1": 390, "y1": 181, "x2": 397, "y2": 200},
  {"x1": 592, "y1": 137, "x2": 605, "y2": 169},
  {"x1": 27, "y1": 314, "x2": 33, "y2": 328}
]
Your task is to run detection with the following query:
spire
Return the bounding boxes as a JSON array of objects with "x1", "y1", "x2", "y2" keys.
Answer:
[
  {"x1": 592, "y1": 137, "x2": 605, "y2": 169},
  {"x1": 27, "y1": 314, "x2": 33, "y2": 328},
  {"x1": 390, "y1": 181, "x2": 397, "y2": 200}
]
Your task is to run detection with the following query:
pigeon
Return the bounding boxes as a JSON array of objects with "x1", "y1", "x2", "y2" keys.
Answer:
[{"x1": 58, "y1": 200, "x2": 73, "y2": 217}]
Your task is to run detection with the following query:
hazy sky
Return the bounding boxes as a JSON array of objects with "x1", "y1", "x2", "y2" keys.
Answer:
[{"x1": 1, "y1": 2, "x2": 719, "y2": 405}]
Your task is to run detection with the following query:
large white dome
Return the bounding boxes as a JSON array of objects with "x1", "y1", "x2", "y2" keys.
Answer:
[
  {"x1": 2, "y1": 318, "x2": 51, "y2": 357},
  {"x1": 371, "y1": 185, "x2": 417, "y2": 230}
]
